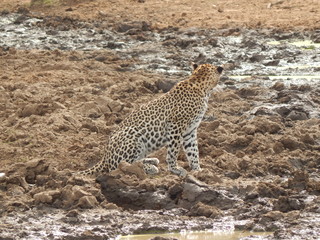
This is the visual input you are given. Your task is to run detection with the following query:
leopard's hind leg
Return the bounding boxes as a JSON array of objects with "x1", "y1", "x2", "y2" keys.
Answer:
[{"x1": 137, "y1": 158, "x2": 160, "y2": 175}]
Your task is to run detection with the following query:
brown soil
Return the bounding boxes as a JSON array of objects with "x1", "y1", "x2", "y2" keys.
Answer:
[
  {"x1": 1, "y1": 0, "x2": 320, "y2": 30},
  {"x1": 0, "y1": 0, "x2": 320, "y2": 239}
]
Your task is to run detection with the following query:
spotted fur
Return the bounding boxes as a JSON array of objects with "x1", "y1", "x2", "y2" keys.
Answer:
[{"x1": 79, "y1": 64, "x2": 223, "y2": 177}]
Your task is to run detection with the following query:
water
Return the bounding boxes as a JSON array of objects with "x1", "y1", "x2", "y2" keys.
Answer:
[
  {"x1": 267, "y1": 40, "x2": 320, "y2": 48},
  {"x1": 119, "y1": 230, "x2": 272, "y2": 240},
  {"x1": 228, "y1": 75, "x2": 320, "y2": 86},
  {"x1": 1, "y1": 13, "x2": 320, "y2": 85}
]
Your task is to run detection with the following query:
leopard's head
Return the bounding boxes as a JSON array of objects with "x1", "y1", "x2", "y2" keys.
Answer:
[{"x1": 190, "y1": 63, "x2": 223, "y2": 91}]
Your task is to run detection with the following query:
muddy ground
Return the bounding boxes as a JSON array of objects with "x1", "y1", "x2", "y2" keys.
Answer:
[{"x1": 0, "y1": 0, "x2": 320, "y2": 239}]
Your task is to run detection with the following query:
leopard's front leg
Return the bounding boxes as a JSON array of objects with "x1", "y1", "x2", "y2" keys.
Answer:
[
  {"x1": 166, "y1": 125, "x2": 187, "y2": 177},
  {"x1": 183, "y1": 128, "x2": 201, "y2": 171}
]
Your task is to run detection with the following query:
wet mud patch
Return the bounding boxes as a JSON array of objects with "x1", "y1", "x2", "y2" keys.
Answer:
[
  {"x1": 1, "y1": 12, "x2": 320, "y2": 81},
  {"x1": 0, "y1": 7, "x2": 320, "y2": 240}
]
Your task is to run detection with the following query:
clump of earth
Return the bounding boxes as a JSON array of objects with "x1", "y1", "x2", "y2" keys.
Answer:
[{"x1": 0, "y1": 1, "x2": 320, "y2": 239}]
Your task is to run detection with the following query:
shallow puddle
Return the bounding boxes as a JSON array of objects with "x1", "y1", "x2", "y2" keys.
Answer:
[
  {"x1": 267, "y1": 40, "x2": 320, "y2": 48},
  {"x1": 228, "y1": 75, "x2": 320, "y2": 86},
  {"x1": 119, "y1": 230, "x2": 272, "y2": 240}
]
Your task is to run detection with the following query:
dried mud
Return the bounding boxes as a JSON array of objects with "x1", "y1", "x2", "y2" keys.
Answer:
[{"x1": 0, "y1": 1, "x2": 320, "y2": 240}]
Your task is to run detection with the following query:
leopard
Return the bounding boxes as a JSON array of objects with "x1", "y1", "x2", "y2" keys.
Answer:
[{"x1": 79, "y1": 63, "x2": 223, "y2": 177}]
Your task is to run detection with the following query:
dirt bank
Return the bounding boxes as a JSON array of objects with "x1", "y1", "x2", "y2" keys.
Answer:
[
  {"x1": 1, "y1": 0, "x2": 320, "y2": 30},
  {"x1": 0, "y1": 1, "x2": 320, "y2": 239}
]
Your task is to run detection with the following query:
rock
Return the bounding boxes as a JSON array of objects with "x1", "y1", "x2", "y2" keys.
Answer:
[
  {"x1": 230, "y1": 136, "x2": 253, "y2": 148},
  {"x1": 155, "y1": 78, "x2": 177, "y2": 93},
  {"x1": 149, "y1": 237, "x2": 178, "y2": 240},
  {"x1": 271, "y1": 82, "x2": 285, "y2": 91},
  {"x1": 286, "y1": 110, "x2": 308, "y2": 121},
  {"x1": 95, "y1": 96, "x2": 124, "y2": 113},
  {"x1": 201, "y1": 120, "x2": 220, "y2": 131},
  {"x1": 33, "y1": 190, "x2": 61, "y2": 204},
  {"x1": 300, "y1": 134, "x2": 315, "y2": 145},
  {"x1": 0, "y1": 172, "x2": 6, "y2": 182},
  {"x1": 66, "y1": 209, "x2": 79, "y2": 217},
  {"x1": 238, "y1": 87, "x2": 260, "y2": 98},
  {"x1": 25, "y1": 159, "x2": 47, "y2": 171},
  {"x1": 185, "y1": 175, "x2": 208, "y2": 187},
  {"x1": 273, "y1": 142, "x2": 284, "y2": 154},
  {"x1": 25, "y1": 159, "x2": 49, "y2": 184},
  {"x1": 7, "y1": 184, "x2": 26, "y2": 196},
  {"x1": 181, "y1": 183, "x2": 203, "y2": 202},
  {"x1": 52, "y1": 101, "x2": 67, "y2": 109},
  {"x1": 298, "y1": 84, "x2": 311, "y2": 92},
  {"x1": 241, "y1": 124, "x2": 256, "y2": 135},
  {"x1": 288, "y1": 171, "x2": 309, "y2": 190},
  {"x1": 14, "y1": 15, "x2": 28, "y2": 24},
  {"x1": 253, "y1": 118, "x2": 282, "y2": 134},
  {"x1": 189, "y1": 202, "x2": 221, "y2": 218},
  {"x1": 77, "y1": 196, "x2": 99, "y2": 209},
  {"x1": 115, "y1": 21, "x2": 151, "y2": 33},
  {"x1": 273, "y1": 196, "x2": 305, "y2": 212},
  {"x1": 257, "y1": 182, "x2": 286, "y2": 198},
  {"x1": 18, "y1": 104, "x2": 51, "y2": 117},
  {"x1": 79, "y1": 102, "x2": 103, "y2": 119},
  {"x1": 175, "y1": 39, "x2": 197, "y2": 49},
  {"x1": 118, "y1": 161, "x2": 147, "y2": 180},
  {"x1": 225, "y1": 171, "x2": 241, "y2": 179},
  {"x1": 275, "y1": 106, "x2": 290, "y2": 117},
  {"x1": 253, "y1": 107, "x2": 275, "y2": 116},
  {"x1": 249, "y1": 54, "x2": 265, "y2": 62},
  {"x1": 260, "y1": 211, "x2": 284, "y2": 224},
  {"x1": 263, "y1": 59, "x2": 280, "y2": 66},
  {"x1": 100, "y1": 201, "x2": 120, "y2": 210},
  {"x1": 206, "y1": 38, "x2": 218, "y2": 47},
  {"x1": 281, "y1": 137, "x2": 301, "y2": 150},
  {"x1": 81, "y1": 120, "x2": 99, "y2": 132},
  {"x1": 72, "y1": 186, "x2": 92, "y2": 200},
  {"x1": 60, "y1": 183, "x2": 103, "y2": 208},
  {"x1": 168, "y1": 184, "x2": 184, "y2": 199}
]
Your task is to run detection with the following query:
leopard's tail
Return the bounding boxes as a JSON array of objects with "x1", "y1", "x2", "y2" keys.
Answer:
[{"x1": 76, "y1": 159, "x2": 110, "y2": 176}]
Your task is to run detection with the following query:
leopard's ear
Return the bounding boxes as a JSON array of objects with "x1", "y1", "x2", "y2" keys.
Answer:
[
  {"x1": 191, "y1": 62, "x2": 198, "y2": 71},
  {"x1": 217, "y1": 66, "x2": 223, "y2": 74}
]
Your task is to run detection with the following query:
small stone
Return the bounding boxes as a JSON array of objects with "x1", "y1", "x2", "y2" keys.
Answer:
[
  {"x1": 262, "y1": 211, "x2": 284, "y2": 221},
  {"x1": 288, "y1": 171, "x2": 309, "y2": 190},
  {"x1": 66, "y1": 209, "x2": 79, "y2": 217},
  {"x1": 271, "y1": 82, "x2": 285, "y2": 91},
  {"x1": 275, "y1": 106, "x2": 290, "y2": 117},
  {"x1": 168, "y1": 184, "x2": 184, "y2": 199},
  {"x1": 185, "y1": 175, "x2": 208, "y2": 187},
  {"x1": 72, "y1": 186, "x2": 91, "y2": 200},
  {"x1": 18, "y1": 104, "x2": 50, "y2": 117},
  {"x1": 181, "y1": 183, "x2": 202, "y2": 202},
  {"x1": 81, "y1": 230, "x2": 94, "y2": 237},
  {"x1": 225, "y1": 171, "x2": 241, "y2": 179},
  {"x1": 101, "y1": 201, "x2": 120, "y2": 210},
  {"x1": 281, "y1": 137, "x2": 301, "y2": 150},
  {"x1": 263, "y1": 59, "x2": 280, "y2": 66},
  {"x1": 300, "y1": 134, "x2": 315, "y2": 145},
  {"x1": 0, "y1": 172, "x2": 5, "y2": 181},
  {"x1": 155, "y1": 79, "x2": 177, "y2": 93},
  {"x1": 150, "y1": 237, "x2": 178, "y2": 240},
  {"x1": 33, "y1": 190, "x2": 61, "y2": 204},
  {"x1": 52, "y1": 102, "x2": 66, "y2": 109},
  {"x1": 118, "y1": 161, "x2": 146, "y2": 180},
  {"x1": 287, "y1": 110, "x2": 308, "y2": 121},
  {"x1": 273, "y1": 142, "x2": 284, "y2": 154},
  {"x1": 189, "y1": 202, "x2": 221, "y2": 218},
  {"x1": 77, "y1": 196, "x2": 99, "y2": 209},
  {"x1": 249, "y1": 54, "x2": 265, "y2": 62}
]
